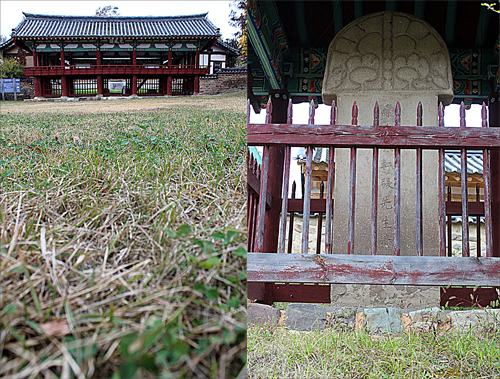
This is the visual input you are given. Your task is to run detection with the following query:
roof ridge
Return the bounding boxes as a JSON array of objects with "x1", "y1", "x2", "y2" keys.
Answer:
[{"x1": 21, "y1": 12, "x2": 209, "y2": 20}]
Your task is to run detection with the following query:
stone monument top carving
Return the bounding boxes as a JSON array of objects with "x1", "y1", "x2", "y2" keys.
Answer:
[{"x1": 322, "y1": 11, "x2": 453, "y2": 105}]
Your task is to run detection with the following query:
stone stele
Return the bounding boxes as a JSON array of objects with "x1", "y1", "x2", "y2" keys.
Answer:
[{"x1": 321, "y1": 11, "x2": 454, "y2": 307}]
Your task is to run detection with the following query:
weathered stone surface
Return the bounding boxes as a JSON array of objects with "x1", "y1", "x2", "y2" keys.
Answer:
[
  {"x1": 285, "y1": 303, "x2": 328, "y2": 331},
  {"x1": 330, "y1": 284, "x2": 439, "y2": 308},
  {"x1": 325, "y1": 307, "x2": 358, "y2": 330},
  {"x1": 448, "y1": 309, "x2": 500, "y2": 332},
  {"x1": 356, "y1": 308, "x2": 403, "y2": 333},
  {"x1": 247, "y1": 303, "x2": 280, "y2": 326},
  {"x1": 404, "y1": 307, "x2": 450, "y2": 332},
  {"x1": 323, "y1": 11, "x2": 453, "y2": 104}
]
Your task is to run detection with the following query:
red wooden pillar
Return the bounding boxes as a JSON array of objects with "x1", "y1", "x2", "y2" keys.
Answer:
[
  {"x1": 60, "y1": 48, "x2": 65, "y2": 67},
  {"x1": 97, "y1": 75, "x2": 103, "y2": 96},
  {"x1": 61, "y1": 76, "x2": 68, "y2": 97},
  {"x1": 248, "y1": 90, "x2": 289, "y2": 305},
  {"x1": 161, "y1": 77, "x2": 167, "y2": 95},
  {"x1": 168, "y1": 48, "x2": 172, "y2": 68},
  {"x1": 132, "y1": 48, "x2": 137, "y2": 66},
  {"x1": 96, "y1": 49, "x2": 102, "y2": 66},
  {"x1": 32, "y1": 49, "x2": 38, "y2": 67},
  {"x1": 195, "y1": 47, "x2": 200, "y2": 68},
  {"x1": 132, "y1": 75, "x2": 138, "y2": 95},
  {"x1": 194, "y1": 76, "x2": 199, "y2": 94},
  {"x1": 32, "y1": 49, "x2": 41, "y2": 97},
  {"x1": 167, "y1": 75, "x2": 172, "y2": 95},
  {"x1": 489, "y1": 94, "x2": 500, "y2": 257},
  {"x1": 34, "y1": 77, "x2": 42, "y2": 97}
]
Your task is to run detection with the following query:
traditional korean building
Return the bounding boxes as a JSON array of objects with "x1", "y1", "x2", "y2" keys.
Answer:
[{"x1": 11, "y1": 12, "x2": 221, "y2": 98}]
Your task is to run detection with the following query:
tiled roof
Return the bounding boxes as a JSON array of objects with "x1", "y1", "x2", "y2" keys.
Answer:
[
  {"x1": 0, "y1": 38, "x2": 15, "y2": 50},
  {"x1": 12, "y1": 13, "x2": 220, "y2": 39},
  {"x1": 215, "y1": 40, "x2": 239, "y2": 55}
]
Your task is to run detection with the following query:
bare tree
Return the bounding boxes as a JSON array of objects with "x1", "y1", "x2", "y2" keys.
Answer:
[{"x1": 95, "y1": 5, "x2": 120, "y2": 17}]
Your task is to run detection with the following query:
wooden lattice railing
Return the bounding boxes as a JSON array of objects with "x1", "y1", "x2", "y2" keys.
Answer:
[{"x1": 247, "y1": 99, "x2": 500, "y2": 289}]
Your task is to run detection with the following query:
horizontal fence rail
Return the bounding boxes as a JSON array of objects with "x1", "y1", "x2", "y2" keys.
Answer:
[
  {"x1": 247, "y1": 99, "x2": 499, "y2": 289},
  {"x1": 248, "y1": 253, "x2": 500, "y2": 286}
]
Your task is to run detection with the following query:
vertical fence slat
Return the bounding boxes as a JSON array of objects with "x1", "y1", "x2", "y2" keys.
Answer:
[
  {"x1": 476, "y1": 184, "x2": 481, "y2": 258},
  {"x1": 287, "y1": 181, "x2": 296, "y2": 254},
  {"x1": 279, "y1": 146, "x2": 291, "y2": 253},
  {"x1": 256, "y1": 145, "x2": 270, "y2": 252},
  {"x1": 447, "y1": 183, "x2": 452, "y2": 257},
  {"x1": 460, "y1": 101, "x2": 470, "y2": 257},
  {"x1": 278, "y1": 99, "x2": 294, "y2": 254},
  {"x1": 325, "y1": 101, "x2": 336, "y2": 254},
  {"x1": 348, "y1": 101, "x2": 358, "y2": 255},
  {"x1": 416, "y1": 101, "x2": 423, "y2": 256},
  {"x1": 247, "y1": 150, "x2": 254, "y2": 252},
  {"x1": 393, "y1": 102, "x2": 401, "y2": 256},
  {"x1": 302, "y1": 100, "x2": 316, "y2": 254},
  {"x1": 302, "y1": 145, "x2": 313, "y2": 254},
  {"x1": 371, "y1": 101, "x2": 379, "y2": 255},
  {"x1": 316, "y1": 182, "x2": 324, "y2": 254},
  {"x1": 482, "y1": 101, "x2": 493, "y2": 257},
  {"x1": 438, "y1": 102, "x2": 446, "y2": 256},
  {"x1": 287, "y1": 98, "x2": 293, "y2": 125}
]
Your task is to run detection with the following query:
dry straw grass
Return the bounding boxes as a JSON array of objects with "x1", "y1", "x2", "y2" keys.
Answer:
[{"x1": 0, "y1": 92, "x2": 247, "y2": 378}]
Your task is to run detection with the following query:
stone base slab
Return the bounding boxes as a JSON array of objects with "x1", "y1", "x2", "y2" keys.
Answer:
[{"x1": 249, "y1": 303, "x2": 500, "y2": 334}]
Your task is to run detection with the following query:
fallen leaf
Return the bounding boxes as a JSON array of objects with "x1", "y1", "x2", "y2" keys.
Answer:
[{"x1": 39, "y1": 320, "x2": 70, "y2": 336}]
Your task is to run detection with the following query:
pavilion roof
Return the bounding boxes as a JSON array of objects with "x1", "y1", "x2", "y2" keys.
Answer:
[{"x1": 12, "y1": 12, "x2": 221, "y2": 39}]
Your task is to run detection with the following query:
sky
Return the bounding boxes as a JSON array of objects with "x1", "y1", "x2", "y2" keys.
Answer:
[{"x1": 0, "y1": 0, "x2": 239, "y2": 40}]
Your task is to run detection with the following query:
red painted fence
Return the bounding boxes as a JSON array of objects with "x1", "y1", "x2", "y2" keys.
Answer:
[{"x1": 247, "y1": 99, "x2": 500, "y2": 304}]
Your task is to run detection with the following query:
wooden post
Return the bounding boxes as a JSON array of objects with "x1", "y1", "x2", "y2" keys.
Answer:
[
  {"x1": 96, "y1": 49, "x2": 102, "y2": 66},
  {"x1": 61, "y1": 76, "x2": 68, "y2": 97},
  {"x1": 32, "y1": 49, "x2": 38, "y2": 67},
  {"x1": 34, "y1": 77, "x2": 41, "y2": 98},
  {"x1": 489, "y1": 94, "x2": 500, "y2": 257},
  {"x1": 168, "y1": 48, "x2": 172, "y2": 68},
  {"x1": 60, "y1": 48, "x2": 65, "y2": 67},
  {"x1": 132, "y1": 75, "x2": 138, "y2": 95},
  {"x1": 195, "y1": 47, "x2": 200, "y2": 68},
  {"x1": 97, "y1": 75, "x2": 103, "y2": 96},
  {"x1": 262, "y1": 90, "x2": 288, "y2": 304},
  {"x1": 167, "y1": 75, "x2": 172, "y2": 95},
  {"x1": 132, "y1": 48, "x2": 137, "y2": 66},
  {"x1": 194, "y1": 75, "x2": 199, "y2": 93}
]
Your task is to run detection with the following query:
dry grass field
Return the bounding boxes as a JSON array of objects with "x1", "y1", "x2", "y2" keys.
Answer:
[{"x1": 0, "y1": 91, "x2": 247, "y2": 378}]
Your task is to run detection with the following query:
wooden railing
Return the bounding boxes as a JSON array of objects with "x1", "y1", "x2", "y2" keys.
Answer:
[
  {"x1": 23, "y1": 64, "x2": 209, "y2": 76},
  {"x1": 247, "y1": 99, "x2": 500, "y2": 289}
]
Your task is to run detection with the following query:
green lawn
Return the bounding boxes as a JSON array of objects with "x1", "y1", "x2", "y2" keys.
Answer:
[
  {"x1": 248, "y1": 322, "x2": 500, "y2": 378},
  {"x1": 0, "y1": 92, "x2": 247, "y2": 378}
]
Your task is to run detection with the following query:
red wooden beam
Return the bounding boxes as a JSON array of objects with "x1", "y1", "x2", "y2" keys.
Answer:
[
  {"x1": 247, "y1": 124, "x2": 500, "y2": 148},
  {"x1": 248, "y1": 253, "x2": 500, "y2": 286}
]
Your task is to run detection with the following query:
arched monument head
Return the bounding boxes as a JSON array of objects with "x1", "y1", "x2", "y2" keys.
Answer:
[{"x1": 322, "y1": 11, "x2": 453, "y2": 106}]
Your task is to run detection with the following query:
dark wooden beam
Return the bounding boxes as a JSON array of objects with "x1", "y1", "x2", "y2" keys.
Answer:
[
  {"x1": 248, "y1": 253, "x2": 500, "y2": 286},
  {"x1": 247, "y1": 123, "x2": 500, "y2": 149},
  {"x1": 385, "y1": 0, "x2": 397, "y2": 11},
  {"x1": 294, "y1": 1, "x2": 311, "y2": 47},
  {"x1": 354, "y1": 0, "x2": 363, "y2": 20},
  {"x1": 475, "y1": 6, "x2": 491, "y2": 48},
  {"x1": 445, "y1": 0, "x2": 457, "y2": 47},
  {"x1": 332, "y1": 0, "x2": 344, "y2": 35},
  {"x1": 413, "y1": 0, "x2": 426, "y2": 19}
]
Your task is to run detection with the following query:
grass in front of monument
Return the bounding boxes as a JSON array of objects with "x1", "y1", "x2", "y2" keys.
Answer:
[
  {"x1": 247, "y1": 321, "x2": 500, "y2": 379},
  {"x1": 0, "y1": 91, "x2": 246, "y2": 378}
]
